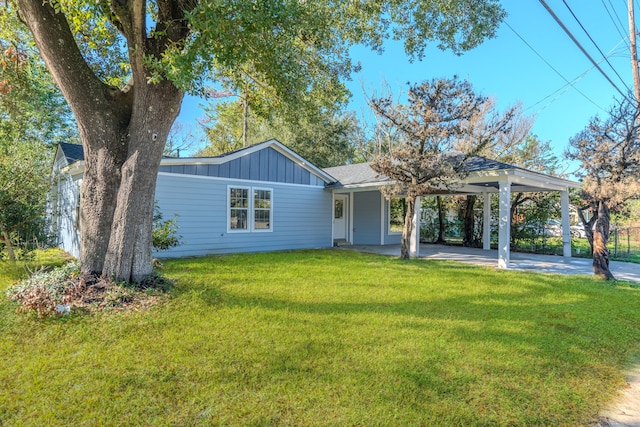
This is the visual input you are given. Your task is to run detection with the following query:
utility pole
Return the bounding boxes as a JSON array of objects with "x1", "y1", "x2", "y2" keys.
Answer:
[{"x1": 628, "y1": 0, "x2": 640, "y2": 108}]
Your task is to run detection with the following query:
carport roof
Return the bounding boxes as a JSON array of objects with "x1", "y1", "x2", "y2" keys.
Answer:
[{"x1": 323, "y1": 157, "x2": 580, "y2": 193}]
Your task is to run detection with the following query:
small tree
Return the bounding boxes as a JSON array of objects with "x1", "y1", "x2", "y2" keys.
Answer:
[
  {"x1": 370, "y1": 77, "x2": 515, "y2": 259},
  {"x1": 566, "y1": 97, "x2": 640, "y2": 279}
]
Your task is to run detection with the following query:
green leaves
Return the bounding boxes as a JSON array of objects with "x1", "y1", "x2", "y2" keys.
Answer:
[{"x1": 566, "y1": 97, "x2": 640, "y2": 210}]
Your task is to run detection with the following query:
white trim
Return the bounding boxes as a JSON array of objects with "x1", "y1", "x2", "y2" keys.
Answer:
[
  {"x1": 330, "y1": 194, "x2": 335, "y2": 246},
  {"x1": 332, "y1": 194, "x2": 349, "y2": 242},
  {"x1": 380, "y1": 195, "x2": 385, "y2": 245},
  {"x1": 349, "y1": 191, "x2": 354, "y2": 244},
  {"x1": 252, "y1": 186, "x2": 274, "y2": 233},
  {"x1": 329, "y1": 168, "x2": 580, "y2": 193},
  {"x1": 560, "y1": 190, "x2": 571, "y2": 258},
  {"x1": 227, "y1": 185, "x2": 273, "y2": 233},
  {"x1": 227, "y1": 185, "x2": 251, "y2": 233},
  {"x1": 59, "y1": 139, "x2": 336, "y2": 185},
  {"x1": 498, "y1": 178, "x2": 511, "y2": 269},
  {"x1": 161, "y1": 139, "x2": 336, "y2": 184}
]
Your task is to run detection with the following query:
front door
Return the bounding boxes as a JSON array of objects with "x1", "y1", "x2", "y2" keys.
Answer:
[{"x1": 333, "y1": 194, "x2": 348, "y2": 241}]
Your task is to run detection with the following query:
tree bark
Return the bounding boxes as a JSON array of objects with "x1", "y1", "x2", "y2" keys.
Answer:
[
  {"x1": 78, "y1": 123, "x2": 129, "y2": 275},
  {"x1": 436, "y1": 196, "x2": 446, "y2": 244},
  {"x1": 1, "y1": 229, "x2": 16, "y2": 262},
  {"x1": 17, "y1": 0, "x2": 192, "y2": 282},
  {"x1": 577, "y1": 206, "x2": 596, "y2": 256},
  {"x1": 102, "y1": 82, "x2": 183, "y2": 281},
  {"x1": 400, "y1": 196, "x2": 416, "y2": 260},
  {"x1": 462, "y1": 195, "x2": 477, "y2": 247},
  {"x1": 592, "y1": 201, "x2": 615, "y2": 280}
]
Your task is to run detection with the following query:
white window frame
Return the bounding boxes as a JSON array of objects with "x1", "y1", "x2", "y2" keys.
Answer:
[
  {"x1": 251, "y1": 186, "x2": 273, "y2": 233},
  {"x1": 227, "y1": 185, "x2": 273, "y2": 233}
]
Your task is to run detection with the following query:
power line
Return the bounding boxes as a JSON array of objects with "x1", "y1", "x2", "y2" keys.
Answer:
[
  {"x1": 562, "y1": 0, "x2": 632, "y2": 93},
  {"x1": 528, "y1": 65, "x2": 606, "y2": 113},
  {"x1": 504, "y1": 21, "x2": 604, "y2": 111},
  {"x1": 602, "y1": 0, "x2": 631, "y2": 49},
  {"x1": 538, "y1": 0, "x2": 633, "y2": 102}
]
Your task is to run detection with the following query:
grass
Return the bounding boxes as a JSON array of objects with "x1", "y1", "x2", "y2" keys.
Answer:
[
  {"x1": 2, "y1": 249, "x2": 640, "y2": 425},
  {"x1": 0, "y1": 249, "x2": 74, "y2": 286}
]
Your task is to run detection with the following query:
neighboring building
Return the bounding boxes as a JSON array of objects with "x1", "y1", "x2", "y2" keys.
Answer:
[{"x1": 51, "y1": 139, "x2": 580, "y2": 268}]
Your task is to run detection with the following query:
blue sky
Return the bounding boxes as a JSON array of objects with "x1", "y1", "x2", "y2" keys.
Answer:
[{"x1": 179, "y1": 0, "x2": 635, "y2": 173}]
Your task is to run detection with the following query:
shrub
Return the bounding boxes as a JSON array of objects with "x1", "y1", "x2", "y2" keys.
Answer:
[
  {"x1": 6, "y1": 262, "x2": 79, "y2": 317},
  {"x1": 152, "y1": 203, "x2": 182, "y2": 251},
  {"x1": 6, "y1": 262, "x2": 171, "y2": 317}
]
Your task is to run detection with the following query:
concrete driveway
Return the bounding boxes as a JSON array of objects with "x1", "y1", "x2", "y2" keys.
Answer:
[{"x1": 347, "y1": 243, "x2": 640, "y2": 284}]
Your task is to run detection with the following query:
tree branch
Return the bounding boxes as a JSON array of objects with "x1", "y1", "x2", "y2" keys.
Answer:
[{"x1": 16, "y1": 0, "x2": 112, "y2": 123}]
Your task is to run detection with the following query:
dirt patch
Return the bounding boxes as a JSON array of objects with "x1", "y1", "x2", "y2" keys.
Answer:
[
  {"x1": 592, "y1": 362, "x2": 640, "y2": 427},
  {"x1": 7, "y1": 264, "x2": 170, "y2": 317},
  {"x1": 61, "y1": 274, "x2": 167, "y2": 314}
]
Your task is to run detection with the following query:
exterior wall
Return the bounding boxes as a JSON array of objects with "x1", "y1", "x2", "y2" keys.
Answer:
[
  {"x1": 154, "y1": 172, "x2": 332, "y2": 258},
  {"x1": 352, "y1": 191, "x2": 382, "y2": 245},
  {"x1": 52, "y1": 172, "x2": 82, "y2": 258},
  {"x1": 159, "y1": 147, "x2": 326, "y2": 187}
]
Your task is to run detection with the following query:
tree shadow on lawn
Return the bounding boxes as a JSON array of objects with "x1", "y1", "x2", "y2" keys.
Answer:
[{"x1": 161, "y1": 251, "x2": 640, "y2": 423}]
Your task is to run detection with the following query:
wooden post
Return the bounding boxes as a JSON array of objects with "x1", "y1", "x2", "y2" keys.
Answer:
[{"x1": 629, "y1": 0, "x2": 640, "y2": 110}]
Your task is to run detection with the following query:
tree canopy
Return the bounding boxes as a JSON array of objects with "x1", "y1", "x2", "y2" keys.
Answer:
[
  {"x1": 197, "y1": 99, "x2": 360, "y2": 168},
  {"x1": 0, "y1": 8, "x2": 78, "y2": 260},
  {"x1": 566, "y1": 96, "x2": 640, "y2": 279},
  {"x1": 370, "y1": 77, "x2": 516, "y2": 258},
  {"x1": 12, "y1": 0, "x2": 506, "y2": 282}
]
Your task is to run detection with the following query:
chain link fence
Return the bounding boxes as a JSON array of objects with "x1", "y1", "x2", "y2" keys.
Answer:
[{"x1": 611, "y1": 226, "x2": 640, "y2": 259}]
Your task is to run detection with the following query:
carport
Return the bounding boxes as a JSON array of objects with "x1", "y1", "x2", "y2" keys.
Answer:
[{"x1": 325, "y1": 157, "x2": 581, "y2": 269}]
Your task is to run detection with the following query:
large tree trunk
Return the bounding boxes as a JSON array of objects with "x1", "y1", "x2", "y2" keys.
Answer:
[
  {"x1": 592, "y1": 201, "x2": 615, "y2": 280},
  {"x1": 78, "y1": 124, "x2": 129, "y2": 275},
  {"x1": 462, "y1": 195, "x2": 477, "y2": 247},
  {"x1": 19, "y1": 0, "x2": 189, "y2": 283},
  {"x1": 400, "y1": 196, "x2": 416, "y2": 260},
  {"x1": 103, "y1": 83, "x2": 183, "y2": 281}
]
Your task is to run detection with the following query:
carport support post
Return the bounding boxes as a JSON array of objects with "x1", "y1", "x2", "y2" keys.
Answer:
[
  {"x1": 483, "y1": 192, "x2": 491, "y2": 250},
  {"x1": 498, "y1": 178, "x2": 511, "y2": 269},
  {"x1": 410, "y1": 196, "x2": 421, "y2": 258},
  {"x1": 560, "y1": 190, "x2": 571, "y2": 258}
]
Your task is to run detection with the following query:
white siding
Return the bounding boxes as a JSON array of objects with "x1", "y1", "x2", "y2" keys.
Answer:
[{"x1": 52, "y1": 173, "x2": 82, "y2": 258}]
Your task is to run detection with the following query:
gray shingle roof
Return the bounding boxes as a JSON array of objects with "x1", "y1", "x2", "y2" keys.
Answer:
[
  {"x1": 59, "y1": 142, "x2": 84, "y2": 164},
  {"x1": 323, "y1": 162, "x2": 390, "y2": 186},
  {"x1": 322, "y1": 156, "x2": 527, "y2": 187}
]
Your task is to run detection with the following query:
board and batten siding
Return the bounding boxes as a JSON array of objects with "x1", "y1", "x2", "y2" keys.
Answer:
[
  {"x1": 158, "y1": 147, "x2": 326, "y2": 187},
  {"x1": 153, "y1": 172, "x2": 332, "y2": 258},
  {"x1": 352, "y1": 191, "x2": 382, "y2": 245}
]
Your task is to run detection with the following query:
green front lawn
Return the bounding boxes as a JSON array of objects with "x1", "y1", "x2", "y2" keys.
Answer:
[{"x1": 1, "y1": 249, "x2": 640, "y2": 426}]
